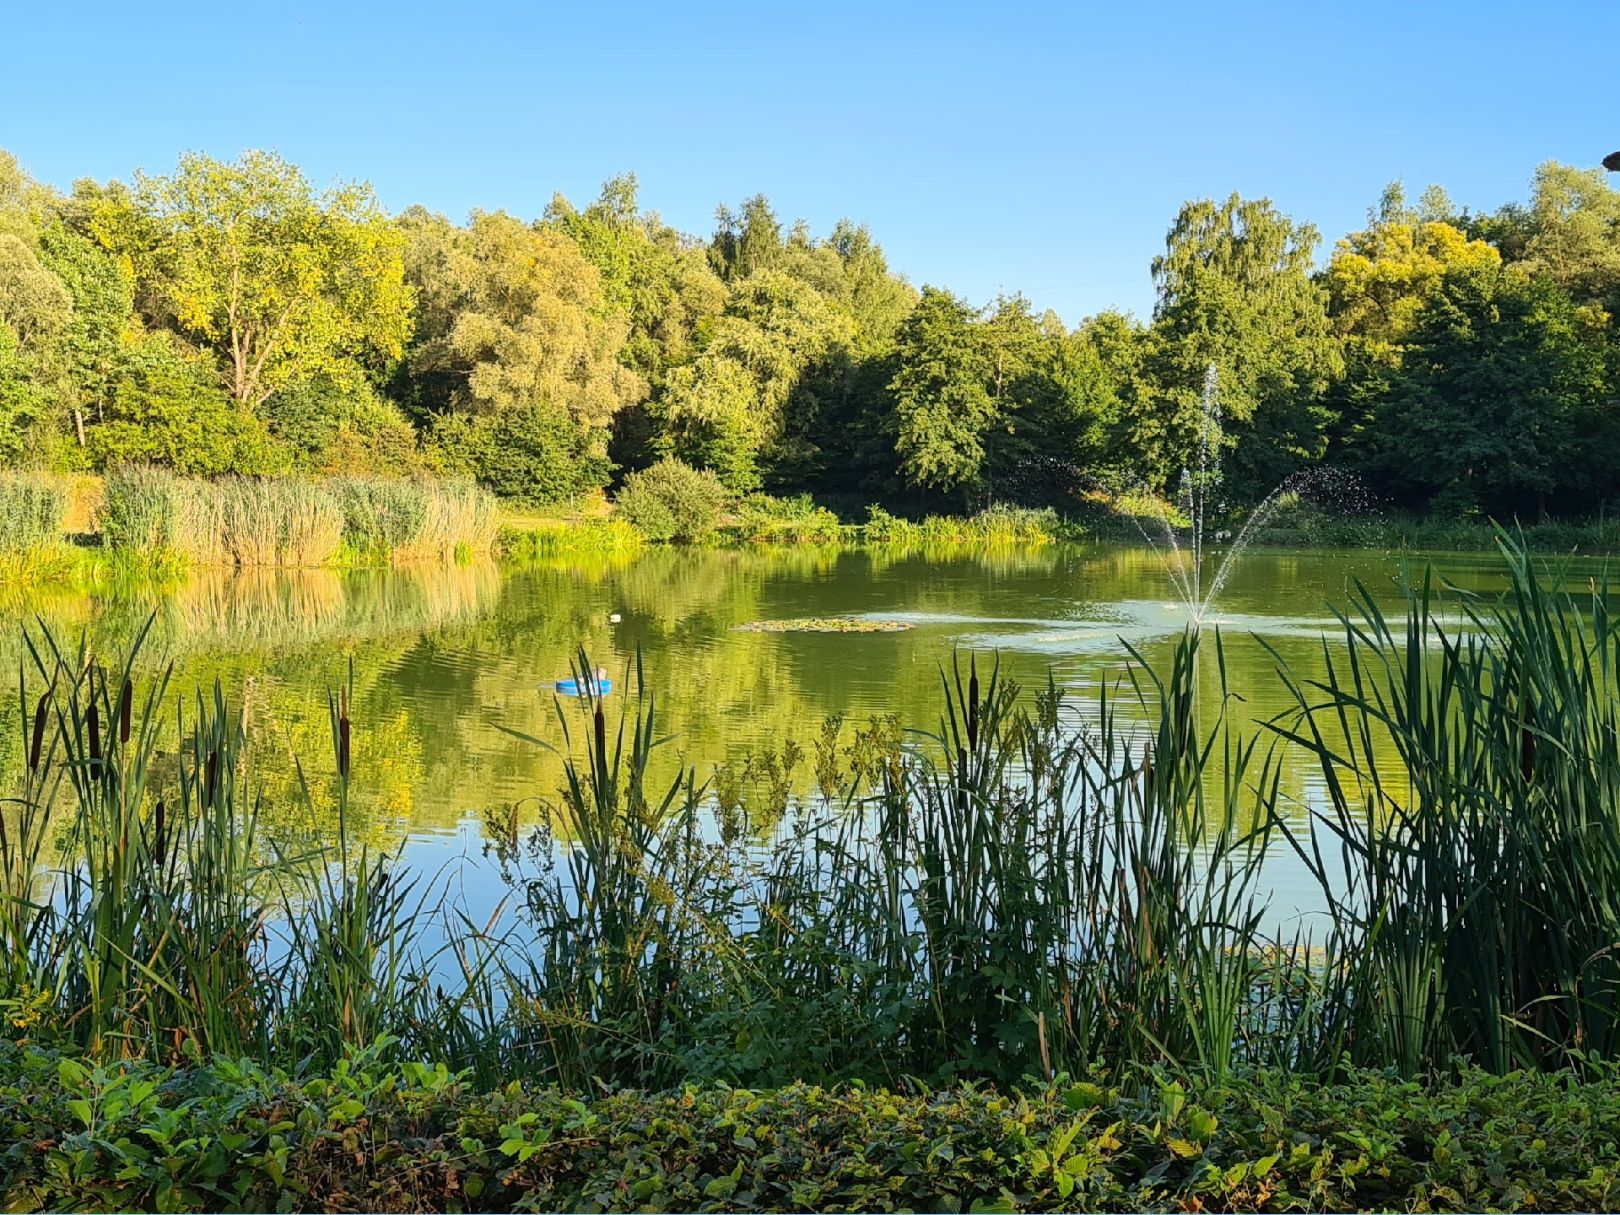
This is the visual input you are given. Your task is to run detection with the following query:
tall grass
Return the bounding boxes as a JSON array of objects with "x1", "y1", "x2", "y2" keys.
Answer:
[
  {"x1": 1268, "y1": 538, "x2": 1620, "y2": 1075},
  {"x1": 0, "y1": 621, "x2": 479, "y2": 1070},
  {"x1": 99, "y1": 468, "x2": 498, "y2": 568},
  {"x1": 0, "y1": 472, "x2": 77, "y2": 593},
  {"x1": 0, "y1": 472, "x2": 67, "y2": 552},
  {"x1": 861, "y1": 503, "x2": 1067, "y2": 547},
  {"x1": 7, "y1": 534, "x2": 1620, "y2": 1093}
]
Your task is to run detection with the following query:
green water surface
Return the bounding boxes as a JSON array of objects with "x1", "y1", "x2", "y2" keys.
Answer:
[{"x1": 3, "y1": 541, "x2": 1563, "y2": 915}]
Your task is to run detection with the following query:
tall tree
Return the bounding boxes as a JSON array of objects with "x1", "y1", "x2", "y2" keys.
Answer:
[
  {"x1": 92, "y1": 151, "x2": 412, "y2": 411},
  {"x1": 654, "y1": 269, "x2": 852, "y2": 490},
  {"x1": 890, "y1": 287, "x2": 994, "y2": 500},
  {"x1": 1323, "y1": 186, "x2": 1501, "y2": 456},
  {"x1": 709, "y1": 195, "x2": 784, "y2": 282},
  {"x1": 1145, "y1": 194, "x2": 1342, "y2": 499},
  {"x1": 1366, "y1": 265, "x2": 1609, "y2": 516}
]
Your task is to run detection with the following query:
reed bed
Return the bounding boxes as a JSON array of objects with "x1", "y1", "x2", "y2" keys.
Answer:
[
  {"x1": 862, "y1": 503, "x2": 1066, "y2": 546},
  {"x1": 98, "y1": 467, "x2": 499, "y2": 568},
  {"x1": 0, "y1": 472, "x2": 82, "y2": 595},
  {"x1": 0, "y1": 471, "x2": 68, "y2": 552},
  {"x1": 4, "y1": 535, "x2": 1620, "y2": 1095}
]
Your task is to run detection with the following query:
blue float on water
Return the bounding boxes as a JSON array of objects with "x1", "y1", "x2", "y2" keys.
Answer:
[{"x1": 553, "y1": 671, "x2": 612, "y2": 696}]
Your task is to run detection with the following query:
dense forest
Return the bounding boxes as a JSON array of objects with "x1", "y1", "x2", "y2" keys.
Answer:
[{"x1": 1, "y1": 148, "x2": 1617, "y2": 519}]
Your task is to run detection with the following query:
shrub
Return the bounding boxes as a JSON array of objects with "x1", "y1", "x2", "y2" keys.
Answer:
[
  {"x1": 0, "y1": 471, "x2": 66, "y2": 552},
  {"x1": 430, "y1": 404, "x2": 612, "y2": 505},
  {"x1": 5, "y1": 1047, "x2": 1620, "y2": 1212},
  {"x1": 727, "y1": 493, "x2": 845, "y2": 543},
  {"x1": 86, "y1": 334, "x2": 288, "y2": 476},
  {"x1": 861, "y1": 503, "x2": 916, "y2": 545},
  {"x1": 615, "y1": 458, "x2": 728, "y2": 542}
]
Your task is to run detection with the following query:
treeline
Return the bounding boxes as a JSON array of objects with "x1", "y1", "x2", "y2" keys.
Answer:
[{"x1": 2, "y1": 149, "x2": 1617, "y2": 518}]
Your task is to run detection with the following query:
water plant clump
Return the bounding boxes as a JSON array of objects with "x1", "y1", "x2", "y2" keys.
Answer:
[
  {"x1": 97, "y1": 466, "x2": 501, "y2": 568},
  {"x1": 733, "y1": 617, "x2": 913, "y2": 633}
]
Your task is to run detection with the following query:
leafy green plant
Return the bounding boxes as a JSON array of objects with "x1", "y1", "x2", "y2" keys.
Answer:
[{"x1": 614, "y1": 458, "x2": 728, "y2": 542}]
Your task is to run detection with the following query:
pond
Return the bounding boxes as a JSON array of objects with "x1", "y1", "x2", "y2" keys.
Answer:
[{"x1": 2, "y1": 541, "x2": 1553, "y2": 925}]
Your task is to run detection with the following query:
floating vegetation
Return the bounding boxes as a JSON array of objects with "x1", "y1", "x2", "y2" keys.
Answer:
[{"x1": 734, "y1": 616, "x2": 913, "y2": 633}]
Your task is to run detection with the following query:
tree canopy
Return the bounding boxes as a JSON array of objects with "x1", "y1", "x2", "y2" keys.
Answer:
[{"x1": 2, "y1": 146, "x2": 1618, "y2": 519}]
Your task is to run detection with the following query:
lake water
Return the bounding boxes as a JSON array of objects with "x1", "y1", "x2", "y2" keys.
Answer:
[{"x1": 2, "y1": 542, "x2": 1553, "y2": 926}]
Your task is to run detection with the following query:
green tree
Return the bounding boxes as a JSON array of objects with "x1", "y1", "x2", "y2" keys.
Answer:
[
  {"x1": 709, "y1": 195, "x2": 784, "y2": 282},
  {"x1": 36, "y1": 224, "x2": 136, "y2": 451},
  {"x1": 401, "y1": 207, "x2": 644, "y2": 496},
  {"x1": 93, "y1": 150, "x2": 411, "y2": 411},
  {"x1": 1366, "y1": 266, "x2": 1609, "y2": 516},
  {"x1": 890, "y1": 287, "x2": 994, "y2": 499},
  {"x1": 1051, "y1": 309, "x2": 1150, "y2": 489},
  {"x1": 0, "y1": 231, "x2": 72, "y2": 463},
  {"x1": 654, "y1": 269, "x2": 853, "y2": 490},
  {"x1": 1144, "y1": 194, "x2": 1342, "y2": 498},
  {"x1": 1323, "y1": 185, "x2": 1501, "y2": 454},
  {"x1": 87, "y1": 332, "x2": 285, "y2": 474}
]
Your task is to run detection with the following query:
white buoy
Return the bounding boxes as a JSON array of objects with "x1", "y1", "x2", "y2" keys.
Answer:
[{"x1": 609, "y1": 613, "x2": 622, "y2": 623}]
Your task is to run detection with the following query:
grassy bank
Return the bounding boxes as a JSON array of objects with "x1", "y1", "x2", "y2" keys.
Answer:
[{"x1": 5, "y1": 1045, "x2": 1620, "y2": 1213}]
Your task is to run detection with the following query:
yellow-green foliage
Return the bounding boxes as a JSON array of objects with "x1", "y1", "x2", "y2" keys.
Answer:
[
  {"x1": 502, "y1": 517, "x2": 644, "y2": 560},
  {"x1": 726, "y1": 493, "x2": 846, "y2": 544}
]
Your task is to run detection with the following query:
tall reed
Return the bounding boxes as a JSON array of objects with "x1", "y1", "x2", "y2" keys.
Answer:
[
  {"x1": 0, "y1": 472, "x2": 67, "y2": 553},
  {"x1": 0, "y1": 622, "x2": 469, "y2": 1069},
  {"x1": 1269, "y1": 535, "x2": 1620, "y2": 1075},
  {"x1": 99, "y1": 469, "x2": 496, "y2": 567}
]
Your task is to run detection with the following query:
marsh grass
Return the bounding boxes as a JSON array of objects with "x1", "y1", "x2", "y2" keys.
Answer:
[
  {"x1": 0, "y1": 620, "x2": 481, "y2": 1071},
  {"x1": 98, "y1": 467, "x2": 499, "y2": 568},
  {"x1": 1268, "y1": 537, "x2": 1620, "y2": 1075},
  {"x1": 861, "y1": 503, "x2": 1067, "y2": 547}
]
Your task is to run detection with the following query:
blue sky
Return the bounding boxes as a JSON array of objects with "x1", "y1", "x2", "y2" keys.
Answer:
[{"x1": 4, "y1": 0, "x2": 1616, "y2": 323}]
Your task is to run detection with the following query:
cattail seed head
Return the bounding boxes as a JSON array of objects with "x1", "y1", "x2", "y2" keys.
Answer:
[
  {"x1": 87, "y1": 703, "x2": 101, "y2": 764},
  {"x1": 28, "y1": 694, "x2": 47, "y2": 773},
  {"x1": 118, "y1": 679, "x2": 133, "y2": 744}
]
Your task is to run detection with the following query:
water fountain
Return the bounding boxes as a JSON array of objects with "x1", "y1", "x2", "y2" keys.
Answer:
[{"x1": 1137, "y1": 363, "x2": 1328, "y2": 624}]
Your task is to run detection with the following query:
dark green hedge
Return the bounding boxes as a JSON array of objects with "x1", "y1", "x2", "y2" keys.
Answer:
[{"x1": 5, "y1": 1043, "x2": 1620, "y2": 1212}]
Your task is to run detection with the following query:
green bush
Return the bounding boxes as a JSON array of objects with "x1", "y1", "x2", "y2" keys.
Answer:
[
  {"x1": 727, "y1": 493, "x2": 845, "y2": 543},
  {"x1": 860, "y1": 503, "x2": 914, "y2": 544},
  {"x1": 615, "y1": 458, "x2": 728, "y2": 542},
  {"x1": 0, "y1": 470, "x2": 66, "y2": 552},
  {"x1": 4, "y1": 1045, "x2": 1620, "y2": 1212},
  {"x1": 430, "y1": 404, "x2": 611, "y2": 505},
  {"x1": 263, "y1": 379, "x2": 423, "y2": 475},
  {"x1": 86, "y1": 334, "x2": 288, "y2": 476}
]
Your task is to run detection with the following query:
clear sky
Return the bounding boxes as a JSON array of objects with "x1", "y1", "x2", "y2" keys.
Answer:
[{"x1": 4, "y1": 0, "x2": 1616, "y2": 323}]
